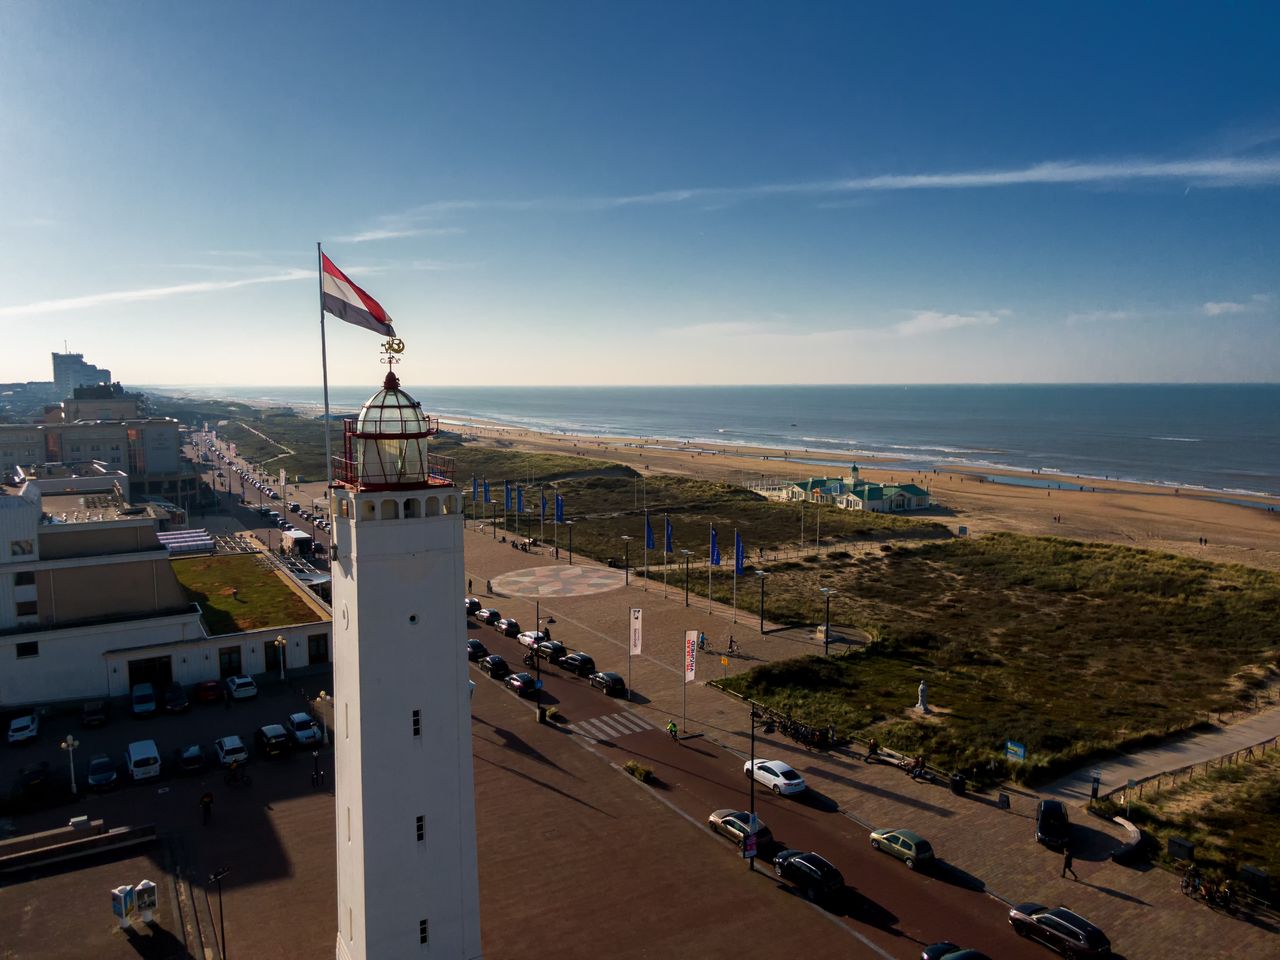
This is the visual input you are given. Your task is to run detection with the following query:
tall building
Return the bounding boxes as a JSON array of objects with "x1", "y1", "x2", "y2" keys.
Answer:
[
  {"x1": 51, "y1": 352, "x2": 111, "y2": 396},
  {"x1": 330, "y1": 370, "x2": 482, "y2": 960}
]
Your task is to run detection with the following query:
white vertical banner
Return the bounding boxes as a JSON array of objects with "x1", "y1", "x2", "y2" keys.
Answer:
[
  {"x1": 684, "y1": 629, "x2": 698, "y2": 683},
  {"x1": 629, "y1": 608, "x2": 643, "y2": 655},
  {"x1": 279, "y1": 468, "x2": 287, "y2": 488}
]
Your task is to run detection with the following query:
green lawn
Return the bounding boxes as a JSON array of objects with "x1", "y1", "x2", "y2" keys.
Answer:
[
  {"x1": 718, "y1": 534, "x2": 1280, "y2": 785},
  {"x1": 171, "y1": 554, "x2": 319, "y2": 635}
]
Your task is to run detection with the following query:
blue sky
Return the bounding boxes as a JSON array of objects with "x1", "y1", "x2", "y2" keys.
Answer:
[{"x1": 1, "y1": 2, "x2": 1278, "y2": 387}]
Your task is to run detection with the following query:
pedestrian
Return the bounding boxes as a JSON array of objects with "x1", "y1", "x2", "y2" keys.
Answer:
[
  {"x1": 543, "y1": 625, "x2": 551, "y2": 641},
  {"x1": 1062, "y1": 845, "x2": 1077, "y2": 880},
  {"x1": 697, "y1": 631, "x2": 706, "y2": 651},
  {"x1": 468, "y1": 577, "x2": 473, "y2": 593},
  {"x1": 486, "y1": 579, "x2": 492, "y2": 594},
  {"x1": 200, "y1": 791, "x2": 213, "y2": 825},
  {"x1": 666, "y1": 719, "x2": 679, "y2": 742}
]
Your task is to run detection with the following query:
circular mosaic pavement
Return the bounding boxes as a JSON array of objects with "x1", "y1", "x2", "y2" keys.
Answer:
[{"x1": 492, "y1": 565, "x2": 626, "y2": 598}]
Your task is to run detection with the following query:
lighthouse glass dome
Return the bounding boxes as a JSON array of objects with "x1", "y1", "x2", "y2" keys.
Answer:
[{"x1": 337, "y1": 370, "x2": 444, "y2": 490}]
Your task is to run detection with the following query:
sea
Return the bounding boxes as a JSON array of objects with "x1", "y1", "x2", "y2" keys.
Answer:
[{"x1": 149, "y1": 384, "x2": 1280, "y2": 499}]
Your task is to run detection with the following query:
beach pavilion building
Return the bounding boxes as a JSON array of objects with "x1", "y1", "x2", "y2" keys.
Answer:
[{"x1": 785, "y1": 466, "x2": 931, "y2": 513}]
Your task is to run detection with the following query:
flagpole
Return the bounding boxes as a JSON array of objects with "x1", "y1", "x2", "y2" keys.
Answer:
[
  {"x1": 732, "y1": 528, "x2": 738, "y2": 624},
  {"x1": 643, "y1": 510, "x2": 648, "y2": 592},
  {"x1": 317, "y1": 242, "x2": 334, "y2": 494}
]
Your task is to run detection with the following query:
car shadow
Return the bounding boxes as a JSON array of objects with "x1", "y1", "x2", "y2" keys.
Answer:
[
  {"x1": 926, "y1": 860, "x2": 986, "y2": 892},
  {"x1": 793, "y1": 789, "x2": 839, "y2": 813},
  {"x1": 840, "y1": 889, "x2": 903, "y2": 932}
]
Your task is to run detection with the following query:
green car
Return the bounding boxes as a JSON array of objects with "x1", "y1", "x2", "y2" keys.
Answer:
[{"x1": 869, "y1": 828, "x2": 935, "y2": 870}]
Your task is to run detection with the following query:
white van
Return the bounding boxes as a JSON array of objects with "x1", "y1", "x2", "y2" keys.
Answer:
[{"x1": 126, "y1": 739, "x2": 162, "y2": 781}]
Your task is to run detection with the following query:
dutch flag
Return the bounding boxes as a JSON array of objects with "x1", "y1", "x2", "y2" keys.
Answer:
[{"x1": 321, "y1": 253, "x2": 396, "y2": 336}]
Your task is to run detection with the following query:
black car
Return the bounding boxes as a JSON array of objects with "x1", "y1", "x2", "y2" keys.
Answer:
[
  {"x1": 476, "y1": 608, "x2": 501, "y2": 624},
  {"x1": 176, "y1": 743, "x2": 206, "y2": 774},
  {"x1": 559, "y1": 652, "x2": 596, "y2": 677},
  {"x1": 464, "y1": 597, "x2": 481, "y2": 616},
  {"x1": 1035, "y1": 799, "x2": 1071, "y2": 849},
  {"x1": 255, "y1": 724, "x2": 290, "y2": 758},
  {"x1": 163, "y1": 683, "x2": 190, "y2": 713},
  {"x1": 535, "y1": 640, "x2": 568, "y2": 665},
  {"x1": 1009, "y1": 903, "x2": 1111, "y2": 957},
  {"x1": 505, "y1": 672, "x2": 538, "y2": 697},
  {"x1": 466, "y1": 638, "x2": 489, "y2": 662},
  {"x1": 480, "y1": 655, "x2": 510, "y2": 680},
  {"x1": 772, "y1": 849, "x2": 846, "y2": 904},
  {"x1": 588, "y1": 671, "x2": 627, "y2": 696},
  {"x1": 496, "y1": 618, "x2": 522, "y2": 637},
  {"x1": 80, "y1": 700, "x2": 109, "y2": 728},
  {"x1": 86, "y1": 754, "x2": 119, "y2": 791}
]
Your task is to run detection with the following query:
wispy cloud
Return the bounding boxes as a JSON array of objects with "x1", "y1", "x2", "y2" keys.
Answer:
[
  {"x1": 1066, "y1": 309, "x2": 1141, "y2": 325},
  {"x1": 1203, "y1": 293, "x2": 1274, "y2": 316},
  {"x1": 333, "y1": 226, "x2": 464, "y2": 244},
  {"x1": 0, "y1": 269, "x2": 311, "y2": 318},
  {"x1": 894, "y1": 310, "x2": 1006, "y2": 337}
]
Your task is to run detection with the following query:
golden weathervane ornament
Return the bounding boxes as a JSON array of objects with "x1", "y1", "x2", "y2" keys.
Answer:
[{"x1": 381, "y1": 337, "x2": 406, "y2": 366}]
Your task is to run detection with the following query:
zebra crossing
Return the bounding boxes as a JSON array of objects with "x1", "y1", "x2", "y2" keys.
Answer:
[{"x1": 567, "y1": 710, "x2": 654, "y2": 743}]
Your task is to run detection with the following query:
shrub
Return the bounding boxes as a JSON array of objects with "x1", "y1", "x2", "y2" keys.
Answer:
[{"x1": 623, "y1": 760, "x2": 654, "y2": 783}]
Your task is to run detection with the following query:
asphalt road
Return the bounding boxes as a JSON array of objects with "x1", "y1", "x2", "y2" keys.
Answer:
[{"x1": 468, "y1": 613, "x2": 1049, "y2": 960}]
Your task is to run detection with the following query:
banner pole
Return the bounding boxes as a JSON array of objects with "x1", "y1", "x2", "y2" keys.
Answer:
[
  {"x1": 317, "y1": 242, "x2": 334, "y2": 493},
  {"x1": 708, "y1": 523, "x2": 713, "y2": 614}
]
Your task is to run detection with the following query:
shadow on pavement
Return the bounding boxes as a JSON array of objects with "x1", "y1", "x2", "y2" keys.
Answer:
[
  {"x1": 1074, "y1": 879, "x2": 1149, "y2": 906},
  {"x1": 125, "y1": 922, "x2": 194, "y2": 959},
  {"x1": 624, "y1": 692, "x2": 652, "y2": 705},
  {"x1": 793, "y1": 789, "x2": 839, "y2": 813},
  {"x1": 927, "y1": 860, "x2": 986, "y2": 892},
  {"x1": 841, "y1": 889, "x2": 903, "y2": 933},
  {"x1": 1068, "y1": 823, "x2": 1121, "y2": 863},
  {"x1": 473, "y1": 753, "x2": 612, "y2": 818},
  {"x1": 803, "y1": 765, "x2": 956, "y2": 818},
  {"x1": 473, "y1": 724, "x2": 574, "y2": 777}
]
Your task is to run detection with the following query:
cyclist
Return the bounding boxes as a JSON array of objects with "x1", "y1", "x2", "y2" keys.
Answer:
[{"x1": 666, "y1": 720, "x2": 678, "y2": 742}]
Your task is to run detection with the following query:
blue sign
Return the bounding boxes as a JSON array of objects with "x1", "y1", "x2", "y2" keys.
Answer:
[{"x1": 1006, "y1": 740, "x2": 1026, "y2": 763}]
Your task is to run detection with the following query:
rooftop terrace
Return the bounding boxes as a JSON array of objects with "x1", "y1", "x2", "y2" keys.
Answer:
[{"x1": 171, "y1": 554, "x2": 325, "y2": 634}]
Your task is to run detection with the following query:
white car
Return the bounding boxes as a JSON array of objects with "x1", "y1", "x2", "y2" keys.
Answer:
[
  {"x1": 744, "y1": 759, "x2": 807, "y2": 795},
  {"x1": 7, "y1": 714, "x2": 38, "y2": 744},
  {"x1": 225, "y1": 675, "x2": 258, "y2": 700},
  {"x1": 285, "y1": 712, "x2": 322, "y2": 746},
  {"x1": 516, "y1": 630, "x2": 547, "y2": 649},
  {"x1": 214, "y1": 735, "x2": 249, "y2": 766}
]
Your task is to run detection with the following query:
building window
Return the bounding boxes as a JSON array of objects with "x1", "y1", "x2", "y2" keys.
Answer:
[
  {"x1": 416, "y1": 815, "x2": 425, "y2": 842},
  {"x1": 412, "y1": 709, "x2": 421, "y2": 737},
  {"x1": 16, "y1": 641, "x2": 39, "y2": 658},
  {"x1": 308, "y1": 632, "x2": 329, "y2": 665},
  {"x1": 419, "y1": 920, "x2": 429, "y2": 945},
  {"x1": 14, "y1": 571, "x2": 35, "y2": 587},
  {"x1": 9, "y1": 540, "x2": 33, "y2": 557},
  {"x1": 15, "y1": 601, "x2": 37, "y2": 618}
]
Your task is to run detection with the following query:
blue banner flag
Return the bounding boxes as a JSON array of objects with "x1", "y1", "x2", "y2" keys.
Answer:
[
  {"x1": 483, "y1": 479, "x2": 490, "y2": 503},
  {"x1": 541, "y1": 489, "x2": 547, "y2": 521},
  {"x1": 472, "y1": 475, "x2": 478, "y2": 502},
  {"x1": 710, "y1": 526, "x2": 721, "y2": 566},
  {"x1": 555, "y1": 494, "x2": 565, "y2": 524},
  {"x1": 664, "y1": 513, "x2": 673, "y2": 554},
  {"x1": 504, "y1": 480, "x2": 511, "y2": 512},
  {"x1": 734, "y1": 529, "x2": 745, "y2": 576},
  {"x1": 517, "y1": 486, "x2": 524, "y2": 514},
  {"x1": 645, "y1": 511, "x2": 654, "y2": 550}
]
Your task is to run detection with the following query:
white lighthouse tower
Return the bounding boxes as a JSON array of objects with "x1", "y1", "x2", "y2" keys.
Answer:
[{"x1": 330, "y1": 365, "x2": 482, "y2": 960}]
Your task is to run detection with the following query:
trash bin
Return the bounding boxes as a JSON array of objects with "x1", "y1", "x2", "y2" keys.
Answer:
[
  {"x1": 950, "y1": 773, "x2": 967, "y2": 796},
  {"x1": 536, "y1": 707, "x2": 547, "y2": 725}
]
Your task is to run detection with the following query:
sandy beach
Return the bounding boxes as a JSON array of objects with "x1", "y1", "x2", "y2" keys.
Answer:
[{"x1": 455, "y1": 420, "x2": 1280, "y2": 574}]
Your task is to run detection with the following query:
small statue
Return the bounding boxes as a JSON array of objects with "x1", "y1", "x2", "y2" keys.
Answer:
[{"x1": 916, "y1": 680, "x2": 930, "y2": 714}]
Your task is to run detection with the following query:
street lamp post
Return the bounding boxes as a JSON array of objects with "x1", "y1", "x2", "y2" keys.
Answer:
[
  {"x1": 566, "y1": 521, "x2": 575, "y2": 565},
  {"x1": 274, "y1": 635, "x2": 286, "y2": 682},
  {"x1": 209, "y1": 867, "x2": 230, "y2": 959},
  {"x1": 61, "y1": 734, "x2": 79, "y2": 796},
  {"x1": 680, "y1": 549, "x2": 693, "y2": 607},
  {"x1": 756, "y1": 570, "x2": 769, "y2": 635},
  {"x1": 820, "y1": 587, "x2": 834, "y2": 656},
  {"x1": 317, "y1": 691, "x2": 331, "y2": 745},
  {"x1": 621, "y1": 535, "x2": 633, "y2": 587}
]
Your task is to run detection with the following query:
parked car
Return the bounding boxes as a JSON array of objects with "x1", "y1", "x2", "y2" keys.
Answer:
[
  {"x1": 194, "y1": 680, "x2": 223, "y2": 703},
  {"x1": 772, "y1": 849, "x2": 846, "y2": 904},
  {"x1": 516, "y1": 630, "x2": 547, "y2": 649},
  {"x1": 125, "y1": 739, "x2": 162, "y2": 781},
  {"x1": 80, "y1": 700, "x2": 110, "y2": 728},
  {"x1": 707, "y1": 809, "x2": 773, "y2": 850},
  {"x1": 130, "y1": 683, "x2": 158, "y2": 716},
  {"x1": 225, "y1": 675, "x2": 258, "y2": 700},
  {"x1": 505, "y1": 672, "x2": 538, "y2": 697},
  {"x1": 496, "y1": 618, "x2": 522, "y2": 637},
  {"x1": 285, "y1": 712, "x2": 322, "y2": 746},
  {"x1": 559, "y1": 652, "x2": 596, "y2": 677},
  {"x1": 163, "y1": 683, "x2": 190, "y2": 713},
  {"x1": 476, "y1": 608, "x2": 501, "y2": 624},
  {"x1": 214, "y1": 735, "x2": 249, "y2": 767},
  {"x1": 870, "y1": 828, "x2": 935, "y2": 870},
  {"x1": 588, "y1": 671, "x2": 627, "y2": 697},
  {"x1": 1008, "y1": 903, "x2": 1111, "y2": 957},
  {"x1": 176, "y1": 744, "x2": 206, "y2": 774},
  {"x1": 8, "y1": 761, "x2": 53, "y2": 810},
  {"x1": 479, "y1": 655, "x2": 510, "y2": 680},
  {"x1": 86, "y1": 754, "x2": 119, "y2": 790},
  {"x1": 255, "y1": 724, "x2": 290, "y2": 757},
  {"x1": 7, "y1": 714, "x2": 39, "y2": 744},
  {"x1": 464, "y1": 597, "x2": 482, "y2": 615},
  {"x1": 744, "y1": 759, "x2": 806, "y2": 795},
  {"x1": 922, "y1": 944, "x2": 993, "y2": 960},
  {"x1": 535, "y1": 640, "x2": 568, "y2": 665},
  {"x1": 466, "y1": 638, "x2": 489, "y2": 662},
  {"x1": 1035, "y1": 799, "x2": 1071, "y2": 849}
]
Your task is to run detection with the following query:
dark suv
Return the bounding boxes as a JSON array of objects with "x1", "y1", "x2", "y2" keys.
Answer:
[
  {"x1": 1009, "y1": 904, "x2": 1111, "y2": 957},
  {"x1": 772, "y1": 849, "x2": 846, "y2": 904},
  {"x1": 1035, "y1": 800, "x2": 1071, "y2": 849},
  {"x1": 535, "y1": 640, "x2": 568, "y2": 665}
]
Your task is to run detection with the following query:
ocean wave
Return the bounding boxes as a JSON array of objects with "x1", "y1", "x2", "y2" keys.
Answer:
[{"x1": 1151, "y1": 436, "x2": 1202, "y2": 442}]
